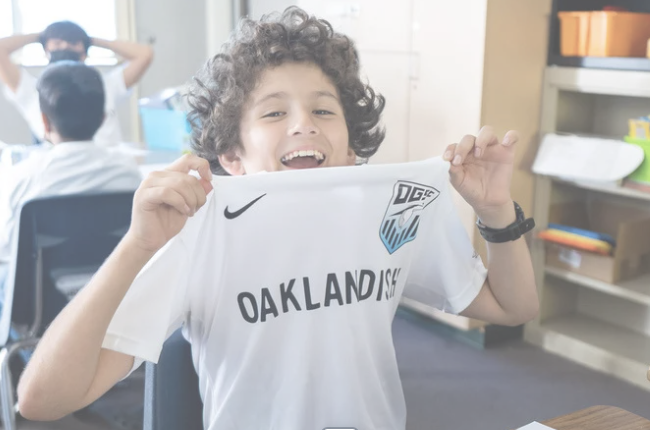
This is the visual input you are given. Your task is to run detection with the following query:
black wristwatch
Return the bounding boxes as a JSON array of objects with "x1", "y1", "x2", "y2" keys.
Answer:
[{"x1": 476, "y1": 201, "x2": 535, "y2": 243}]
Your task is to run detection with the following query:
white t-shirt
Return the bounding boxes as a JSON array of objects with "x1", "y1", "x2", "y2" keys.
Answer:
[
  {"x1": 103, "y1": 157, "x2": 487, "y2": 430},
  {"x1": 2, "y1": 67, "x2": 130, "y2": 146},
  {"x1": 0, "y1": 141, "x2": 142, "y2": 263}
]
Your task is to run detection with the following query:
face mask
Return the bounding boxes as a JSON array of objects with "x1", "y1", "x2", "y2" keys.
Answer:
[{"x1": 49, "y1": 49, "x2": 83, "y2": 64}]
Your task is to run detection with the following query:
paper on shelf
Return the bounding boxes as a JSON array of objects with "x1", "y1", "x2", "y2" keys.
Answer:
[
  {"x1": 532, "y1": 134, "x2": 644, "y2": 182},
  {"x1": 517, "y1": 422, "x2": 556, "y2": 430}
]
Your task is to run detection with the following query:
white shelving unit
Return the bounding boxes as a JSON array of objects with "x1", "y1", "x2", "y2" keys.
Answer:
[{"x1": 525, "y1": 66, "x2": 650, "y2": 391}]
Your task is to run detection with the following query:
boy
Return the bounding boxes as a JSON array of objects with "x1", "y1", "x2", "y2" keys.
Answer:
[
  {"x1": 0, "y1": 61, "x2": 142, "y2": 301},
  {"x1": 0, "y1": 21, "x2": 153, "y2": 145},
  {"x1": 17, "y1": 8, "x2": 538, "y2": 429}
]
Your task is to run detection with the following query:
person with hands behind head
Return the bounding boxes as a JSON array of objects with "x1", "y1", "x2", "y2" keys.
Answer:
[
  {"x1": 17, "y1": 7, "x2": 537, "y2": 430},
  {"x1": 0, "y1": 20, "x2": 153, "y2": 146}
]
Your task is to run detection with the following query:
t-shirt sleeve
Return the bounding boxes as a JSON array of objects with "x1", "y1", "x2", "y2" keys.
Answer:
[
  {"x1": 102, "y1": 234, "x2": 191, "y2": 364},
  {"x1": 102, "y1": 66, "x2": 131, "y2": 103},
  {"x1": 404, "y1": 180, "x2": 487, "y2": 315},
  {"x1": 2, "y1": 69, "x2": 42, "y2": 137},
  {"x1": 2, "y1": 68, "x2": 37, "y2": 106}
]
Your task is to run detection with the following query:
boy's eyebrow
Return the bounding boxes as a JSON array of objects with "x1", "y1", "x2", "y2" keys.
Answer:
[
  {"x1": 255, "y1": 92, "x2": 288, "y2": 106},
  {"x1": 314, "y1": 90, "x2": 339, "y2": 101},
  {"x1": 254, "y1": 90, "x2": 340, "y2": 106}
]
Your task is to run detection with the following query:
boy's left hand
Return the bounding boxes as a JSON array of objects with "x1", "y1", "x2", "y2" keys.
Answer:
[{"x1": 442, "y1": 126, "x2": 519, "y2": 228}]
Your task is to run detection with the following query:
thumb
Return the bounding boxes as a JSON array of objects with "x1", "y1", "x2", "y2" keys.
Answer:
[{"x1": 448, "y1": 163, "x2": 465, "y2": 189}]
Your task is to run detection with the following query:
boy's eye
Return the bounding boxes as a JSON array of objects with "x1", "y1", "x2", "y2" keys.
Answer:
[
  {"x1": 263, "y1": 112, "x2": 285, "y2": 118},
  {"x1": 313, "y1": 109, "x2": 334, "y2": 115}
]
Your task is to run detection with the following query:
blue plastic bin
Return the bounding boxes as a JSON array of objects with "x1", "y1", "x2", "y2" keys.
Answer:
[{"x1": 139, "y1": 107, "x2": 192, "y2": 151}]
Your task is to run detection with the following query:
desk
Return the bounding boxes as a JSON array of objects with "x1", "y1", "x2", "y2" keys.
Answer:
[{"x1": 542, "y1": 406, "x2": 650, "y2": 430}]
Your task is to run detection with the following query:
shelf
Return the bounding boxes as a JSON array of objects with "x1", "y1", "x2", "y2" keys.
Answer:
[
  {"x1": 528, "y1": 314, "x2": 650, "y2": 391},
  {"x1": 546, "y1": 66, "x2": 650, "y2": 97},
  {"x1": 543, "y1": 314, "x2": 650, "y2": 365},
  {"x1": 549, "y1": 55, "x2": 650, "y2": 73},
  {"x1": 545, "y1": 267, "x2": 650, "y2": 306},
  {"x1": 552, "y1": 178, "x2": 650, "y2": 202}
]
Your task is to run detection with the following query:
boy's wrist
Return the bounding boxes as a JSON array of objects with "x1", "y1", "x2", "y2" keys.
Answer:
[
  {"x1": 475, "y1": 201, "x2": 516, "y2": 229},
  {"x1": 120, "y1": 232, "x2": 160, "y2": 264},
  {"x1": 90, "y1": 37, "x2": 109, "y2": 49}
]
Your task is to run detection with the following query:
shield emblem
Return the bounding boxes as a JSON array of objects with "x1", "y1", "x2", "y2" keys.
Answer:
[{"x1": 379, "y1": 181, "x2": 439, "y2": 254}]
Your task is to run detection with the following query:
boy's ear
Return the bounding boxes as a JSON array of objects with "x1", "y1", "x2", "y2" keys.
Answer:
[
  {"x1": 346, "y1": 147, "x2": 357, "y2": 165},
  {"x1": 218, "y1": 150, "x2": 246, "y2": 176},
  {"x1": 41, "y1": 113, "x2": 52, "y2": 133}
]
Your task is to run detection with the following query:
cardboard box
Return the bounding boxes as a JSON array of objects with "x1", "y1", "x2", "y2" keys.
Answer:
[{"x1": 545, "y1": 200, "x2": 650, "y2": 284}]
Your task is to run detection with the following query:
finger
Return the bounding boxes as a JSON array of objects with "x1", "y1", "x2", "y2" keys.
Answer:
[
  {"x1": 140, "y1": 187, "x2": 191, "y2": 216},
  {"x1": 199, "y1": 177, "x2": 214, "y2": 195},
  {"x1": 442, "y1": 143, "x2": 457, "y2": 162},
  {"x1": 183, "y1": 174, "x2": 209, "y2": 213},
  {"x1": 474, "y1": 126, "x2": 499, "y2": 158},
  {"x1": 166, "y1": 154, "x2": 213, "y2": 183},
  {"x1": 451, "y1": 135, "x2": 476, "y2": 166},
  {"x1": 172, "y1": 154, "x2": 214, "y2": 196},
  {"x1": 147, "y1": 169, "x2": 210, "y2": 212},
  {"x1": 502, "y1": 130, "x2": 520, "y2": 148},
  {"x1": 442, "y1": 143, "x2": 465, "y2": 183},
  {"x1": 146, "y1": 173, "x2": 201, "y2": 214},
  {"x1": 171, "y1": 175, "x2": 208, "y2": 214}
]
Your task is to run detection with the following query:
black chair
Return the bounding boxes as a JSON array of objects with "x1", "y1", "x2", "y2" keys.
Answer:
[
  {"x1": 144, "y1": 329, "x2": 203, "y2": 430},
  {"x1": 0, "y1": 191, "x2": 134, "y2": 430}
]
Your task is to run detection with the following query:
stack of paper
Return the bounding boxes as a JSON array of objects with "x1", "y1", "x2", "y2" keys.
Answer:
[
  {"x1": 517, "y1": 422, "x2": 556, "y2": 430},
  {"x1": 532, "y1": 134, "x2": 644, "y2": 182}
]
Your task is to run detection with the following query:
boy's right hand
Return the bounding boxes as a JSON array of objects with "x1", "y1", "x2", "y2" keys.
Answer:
[{"x1": 126, "y1": 154, "x2": 213, "y2": 254}]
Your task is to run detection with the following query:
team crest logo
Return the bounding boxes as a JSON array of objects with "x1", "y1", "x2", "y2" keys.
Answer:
[{"x1": 379, "y1": 181, "x2": 439, "y2": 254}]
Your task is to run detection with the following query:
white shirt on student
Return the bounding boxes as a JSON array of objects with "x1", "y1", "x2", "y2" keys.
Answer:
[
  {"x1": 0, "y1": 141, "x2": 142, "y2": 263},
  {"x1": 103, "y1": 157, "x2": 487, "y2": 430},
  {"x1": 2, "y1": 67, "x2": 130, "y2": 146}
]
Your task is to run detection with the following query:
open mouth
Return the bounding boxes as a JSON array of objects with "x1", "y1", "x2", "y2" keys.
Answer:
[{"x1": 280, "y1": 149, "x2": 326, "y2": 169}]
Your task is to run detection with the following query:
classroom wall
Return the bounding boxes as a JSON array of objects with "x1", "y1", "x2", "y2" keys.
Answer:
[
  {"x1": 135, "y1": 0, "x2": 208, "y2": 99},
  {"x1": 249, "y1": 0, "x2": 295, "y2": 19}
]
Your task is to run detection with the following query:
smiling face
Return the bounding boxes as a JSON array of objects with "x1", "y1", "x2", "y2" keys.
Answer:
[{"x1": 218, "y1": 62, "x2": 355, "y2": 175}]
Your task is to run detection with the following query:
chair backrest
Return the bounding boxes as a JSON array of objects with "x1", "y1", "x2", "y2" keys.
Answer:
[
  {"x1": 144, "y1": 329, "x2": 203, "y2": 430},
  {"x1": 0, "y1": 191, "x2": 134, "y2": 345}
]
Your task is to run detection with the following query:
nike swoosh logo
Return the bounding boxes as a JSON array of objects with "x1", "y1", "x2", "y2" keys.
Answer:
[{"x1": 224, "y1": 194, "x2": 267, "y2": 219}]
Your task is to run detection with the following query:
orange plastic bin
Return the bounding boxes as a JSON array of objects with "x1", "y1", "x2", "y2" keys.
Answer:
[
  {"x1": 559, "y1": 11, "x2": 650, "y2": 57},
  {"x1": 558, "y1": 11, "x2": 591, "y2": 56}
]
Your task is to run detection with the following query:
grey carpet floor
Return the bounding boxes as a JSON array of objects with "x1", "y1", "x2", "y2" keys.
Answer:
[
  {"x1": 394, "y1": 309, "x2": 650, "y2": 430},
  {"x1": 14, "y1": 308, "x2": 650, "y2": 429}
]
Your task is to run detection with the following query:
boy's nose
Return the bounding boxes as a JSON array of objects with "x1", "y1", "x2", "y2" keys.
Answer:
[{"x1": 289, "y1": 112, "x2": 319, "y2": 136}]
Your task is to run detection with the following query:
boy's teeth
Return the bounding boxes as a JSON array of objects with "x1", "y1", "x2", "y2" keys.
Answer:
[{"x1": 282, "y1": 150, "x2": 324, "y2": 162}]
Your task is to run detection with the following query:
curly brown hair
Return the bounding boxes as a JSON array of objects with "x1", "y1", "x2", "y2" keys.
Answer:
[{"x1": 186, "y1": 6, "x2": 386, "y2": 174}]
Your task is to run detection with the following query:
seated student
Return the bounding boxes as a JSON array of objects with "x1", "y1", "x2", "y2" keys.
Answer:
[
  {"x1": 0, "y1": 20, "x2": 153, "y2": 146},
  {"x1": 0, "y1": 61, "x2": 142, "y2": 299},
  {"x1": 17, "y1": 8, "x2": 538, "y2": 429}
]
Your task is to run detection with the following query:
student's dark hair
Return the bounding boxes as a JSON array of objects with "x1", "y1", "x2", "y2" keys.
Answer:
[
  {"x1": 187, "y1": 6, "x2": 386, "y2": 174},
  {"x1": 39, "y1": 21, "x2": 91, "y2": 53},
  {"x1": 37, "y1": 61, "x2": 105, "y2": 141}
]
